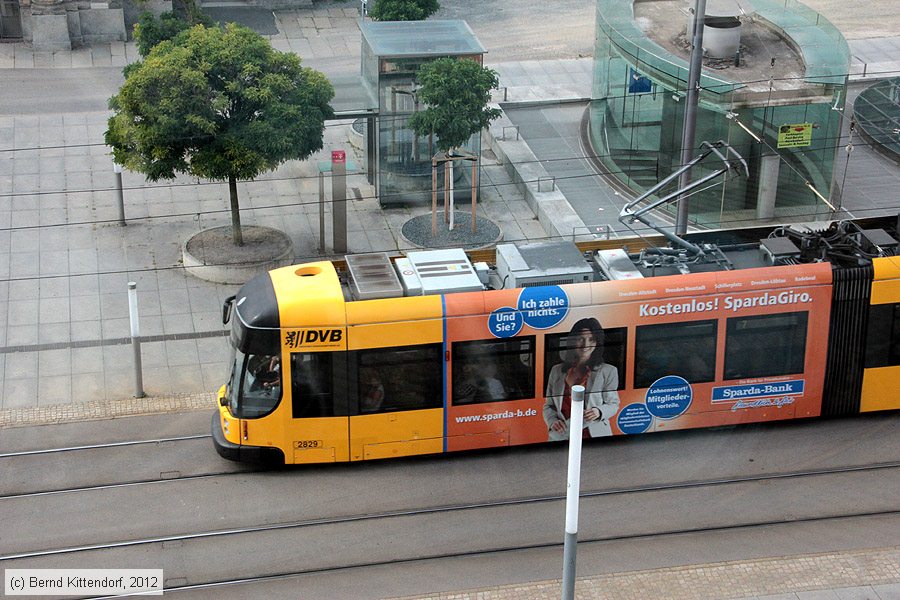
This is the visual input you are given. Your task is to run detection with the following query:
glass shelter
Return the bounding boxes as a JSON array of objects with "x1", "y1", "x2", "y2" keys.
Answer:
[
  {"x1": 590, "y1": 0, "x2": 850, "y2": 227},
  {"x1": 360, "y1": 20, "x2": 486, "y2": 206}
]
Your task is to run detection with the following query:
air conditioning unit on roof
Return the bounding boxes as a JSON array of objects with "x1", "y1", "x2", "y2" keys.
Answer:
[
  {"x1": 405, "y1": 248, "x2": 484, "y2": 295},
  {"x1": 345, "y1": 252, "x2": 403, "y2": 300},
  {"x1": 495, "y1": 241, "x2": 593, "y2": 289}
]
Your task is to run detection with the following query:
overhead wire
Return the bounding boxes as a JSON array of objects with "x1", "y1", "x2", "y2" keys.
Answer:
[
  {"x1": 0, "y1": 144, "x2": 886, "y2": 237},
  {"x1": 0, "y1": 69, "x2": 892, "y2": 274},
  {"x1": 0, "y1": 129, "x2": 888, "y2": 206},
  {"x1": 0, "y1": 62, "x2": 896, "y2": 157},
  {"x1": 1, "y1": 199, "x2": 897, "y2": 286}
]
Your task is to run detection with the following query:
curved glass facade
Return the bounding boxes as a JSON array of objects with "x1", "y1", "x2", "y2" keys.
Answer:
[
  {"x1": 854, "y1": 77, "x2": 900, "y2": 162},
  {"x1": 590, "y1": 0, "x2": 850, "y2": 227}
]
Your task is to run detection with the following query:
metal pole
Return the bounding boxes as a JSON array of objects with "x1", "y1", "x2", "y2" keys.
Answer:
[
  {"x1": 471, "y1": 158, "x2": 478, "y2": 233},
  {"x1": 675, "y1": 0, "x2": 707, "y2": 235},
  {"x1": 113, "y1": 162, "x2": 126, "y2": 226},
  {"x1": 332, "y1": 151, "x2": 348, "y2": 254},
  {"x1": 318, "y1": 171, "x2": 325, "y2": 254},
  {"x1": 561, "y1": 384, "x2": 585, "y2": 600},
  {"x1": 127, "y1": 282, "x2": 145, "y2": 398}
]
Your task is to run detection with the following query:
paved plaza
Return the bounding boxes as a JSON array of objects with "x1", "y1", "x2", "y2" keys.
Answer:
[
  {"x1": 0, "y1": 1, "x2": 899, "y2": 598},
  {"x1": 390, "y1": 546, "x2": 900, "y2": 599},
  {"x1": 1, "y1": 4, "x2": 899, "y2": 418}
]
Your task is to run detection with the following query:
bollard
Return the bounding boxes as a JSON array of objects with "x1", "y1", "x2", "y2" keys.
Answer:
[
  {"x1": 113, "y1": 162, "x2": 126, "y2": 226},
  {"x1": 561, "y1": 385, "x2": 585, "y2": 600},
  {"x1": 127, "y1": 282, "x2": 145, "y2": 398}
]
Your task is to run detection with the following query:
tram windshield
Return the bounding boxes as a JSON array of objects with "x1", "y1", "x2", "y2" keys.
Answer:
[{"x1": 225, "y1": 347, "x2": 282, "y2": 419}]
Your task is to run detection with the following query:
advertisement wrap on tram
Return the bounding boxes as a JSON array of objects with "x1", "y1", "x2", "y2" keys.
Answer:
[{"x1": 442, "y1": 262, "x2": 833, "y2": 452}]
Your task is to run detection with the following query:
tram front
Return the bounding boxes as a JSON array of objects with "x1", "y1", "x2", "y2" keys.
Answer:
[
  {"x1": 214, "y1": 273, "x2": 285, "y2": 463},
  {"x1": 212, "y1": 262, "x2": 351, "y2": 465}
]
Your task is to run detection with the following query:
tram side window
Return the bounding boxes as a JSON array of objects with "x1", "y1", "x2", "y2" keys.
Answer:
[
  {"x1": 291, "y1": 353, "x2": 334, "y2": 418},
  {"x1": 543, "y1": 327, "x2": 627, "y2": 392},
  {"x1": 865, "y1": 303, "x2": 900, "y2": 368},
  {"x1": 452, "y1": 337, "x2": 535, "y2": 405},
  {"x1": 355, "y1": 343, "x2": 442, "y2": 413},
  {"x1": 634, "y1": 320, "x2": 717, "y2": 389},
  {"x1": 724, "y1": 312, "x2": 808, "y2": 380}
]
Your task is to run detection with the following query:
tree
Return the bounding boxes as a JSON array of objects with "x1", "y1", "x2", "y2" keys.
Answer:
[
  {"x1": 133, "y1": 9, "x2": 212, "y2": 58},
  {"x1": 368, "y1": 0, "x2": 439, "y2": 21},
  {"x1": 106, "y1": 23, "x2": 335, "y2": 245},
  {"x1": 408, "y1": 58, "x2": 501, "y2": 227},
  {"x1": 409, "y1": 58, "x2": 501, "y2": 154}
]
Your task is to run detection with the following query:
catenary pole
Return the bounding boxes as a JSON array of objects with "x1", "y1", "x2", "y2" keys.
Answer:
[
  {"x1": 561, "y1": 384, "x2": 585, "y2": 600},
  {"x1": 675, "y1": 0, "x2": 707, "y2": 235}
]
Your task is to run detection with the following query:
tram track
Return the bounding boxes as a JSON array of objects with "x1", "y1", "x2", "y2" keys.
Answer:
[
  {"x1": 3, "y1": 460, "x2": 898, "y2": 561},
  {"x1": 0, "y1": 472, "x2": 242, "y2": 500},
  {"x1": 3, "y1": 422, "x2": 898, "y2": 499},
  {"x1": 0, "y1": 432, "x2": 253, "y2": 498},
  {"x1": 0, "y1": 434, "x2": 212, "y2": 459},
  {"x1": 2, "y1": 416, "x2": 897, "y2": 599},
  {"x1": 6, "y1": 456, "x2": 900, "y2": 506},
  {"x1": 91, "y1": 510, "x2": 900, "y2": 600}
]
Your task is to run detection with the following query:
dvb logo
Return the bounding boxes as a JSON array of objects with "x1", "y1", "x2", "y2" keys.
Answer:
[
  {"x1": 285, "y1": 329, "x2": 344, "y2": 348},
  {"x1": 302, "y1": 329, "x2": 343, "y2": 343}
]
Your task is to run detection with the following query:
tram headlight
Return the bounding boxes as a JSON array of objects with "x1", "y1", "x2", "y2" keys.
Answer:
[{"x1": 223, "y1": 418, "x2": 229, "y2": 435}]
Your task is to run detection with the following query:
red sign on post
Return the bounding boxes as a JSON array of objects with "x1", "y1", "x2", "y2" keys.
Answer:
[{"x1": 331, "y1": 150, "x2": 346, "y2": 164}]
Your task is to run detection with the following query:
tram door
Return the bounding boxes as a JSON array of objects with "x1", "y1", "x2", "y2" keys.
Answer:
[
  {"x1": 347, "y1": 342, "x2": 445, "y2": 461},
  {"x1": 344, "y1": 298, "x2": 446, "y2": 460},
  {"x1": 288, "y1": 350, "x2": 350, "y2": 463}
]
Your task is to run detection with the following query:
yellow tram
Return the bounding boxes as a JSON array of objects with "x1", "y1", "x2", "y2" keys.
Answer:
[{"x1": 213, "y1": 218, "x2": 900, "y2": 464}]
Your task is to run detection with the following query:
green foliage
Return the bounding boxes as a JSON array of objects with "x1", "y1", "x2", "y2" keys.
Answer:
[
  {"x1": 178, "y1": 0, "x2": 211, "y2": 29},
  {"x1": 106, "y1": 23, "x2": 335, "y2": 242},
  {"x1": 368, "y1": 0, "x2": 439, "y2": 21},
  {"x1": 133, "y1": 9, "x2": 213, "y2": 58},
  {"x1": 408, "y1": 58, "x2": 501, "y2": 153}
]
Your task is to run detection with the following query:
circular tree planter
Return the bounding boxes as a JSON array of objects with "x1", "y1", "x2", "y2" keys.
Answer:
[
  {"x1": 348, "y1": 118, "x2": 366, "y2": 151},
  {"x1": 400, "y1": 211, "x2": 502, "y2": 250},
  {"x1": 182, "y1": 225, "x2": 293, "y2": 285}
]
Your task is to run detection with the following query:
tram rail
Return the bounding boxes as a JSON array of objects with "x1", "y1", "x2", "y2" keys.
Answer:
[
  {"x1": 90, "y1": 511, "x2": 899, "y2": 599},
  {"x1": 4, "y1": 461, "x2": 898, "y2": 561},
  {"x1": 0, "y1": 434, "x2": 212, "y2": 459}
]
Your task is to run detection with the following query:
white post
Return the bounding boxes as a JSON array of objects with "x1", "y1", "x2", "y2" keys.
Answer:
[
  {"x1": 127, "y1": 282, "x2": 145, "y2": 398},
  {"x1": 113, "y1": 162, "x2": 126, "y2": 226},
  {"x1": 561, "y1": 384, "x2": 585, "y2": 600}
]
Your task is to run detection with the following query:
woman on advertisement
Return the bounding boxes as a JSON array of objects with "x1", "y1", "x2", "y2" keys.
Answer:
[{"x1": 543, "y1": 317, "x2": 620, "y2": 441}]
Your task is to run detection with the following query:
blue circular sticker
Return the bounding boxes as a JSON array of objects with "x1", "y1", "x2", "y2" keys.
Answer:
[
  {"x1": 488, "y1": 307, "x2": 523, "y2": 338},
  {"x1": 645, "y1": 376, "x2": 692, "y2": 419},
  {"x1": 617, "y1": 403, "x2": 653, "y2": 435},
  {"x1": 517, "y1": 286, "x2": 569, "y2": 330}
]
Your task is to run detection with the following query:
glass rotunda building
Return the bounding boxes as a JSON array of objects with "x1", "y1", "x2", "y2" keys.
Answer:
[{"x1": 590, "y1": 0, "x2": 850, "y2": 227}]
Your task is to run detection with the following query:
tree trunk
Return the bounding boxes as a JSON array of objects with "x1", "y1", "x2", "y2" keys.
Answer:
[{"x1": 228, "y1": 175, "x2": 243, "y2": 246}]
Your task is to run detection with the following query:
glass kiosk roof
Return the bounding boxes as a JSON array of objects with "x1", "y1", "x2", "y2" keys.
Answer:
[{"x1": 360, "y1": 20, "x2": 485, "y2": 58}]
